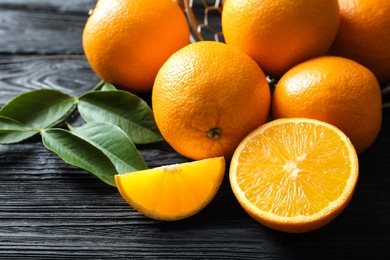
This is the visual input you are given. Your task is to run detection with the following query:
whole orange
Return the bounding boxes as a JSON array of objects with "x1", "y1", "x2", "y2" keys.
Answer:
[
  {"x1": 328, "y1": 0, "x2": 390, "y2": 84},
  {"x1": 152, "y1": 41, "x2": 271, "y2": 160},
  {"x1": 82, "y1": 0, "x2": 190, "y2": 93},
  {"x1": 272, "y1": 56, "x2": 382, "y2": 154},
  {"x1": 222, "y1": 0, "x2": 340, "y2": 78}
]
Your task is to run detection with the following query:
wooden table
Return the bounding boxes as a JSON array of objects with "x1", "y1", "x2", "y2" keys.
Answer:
[{"x1": 1, "y1": 1, "x2": 389, "y2": 258}]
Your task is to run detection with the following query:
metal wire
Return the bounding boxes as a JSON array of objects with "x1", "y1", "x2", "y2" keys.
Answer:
[
  {"x1": 382, "y1": 83, "x2": 390, "y2": 108},
  {"x1": 184, "y1": 0, "x2": 223, "y2": 42}
]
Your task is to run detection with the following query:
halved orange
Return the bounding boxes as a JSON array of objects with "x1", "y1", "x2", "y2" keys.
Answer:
[
  {"x1": 230, "y1": 118, "x2": 359, "y2": 233},
  {"x1": 115, "y1": 157, "x2": 225, "y2": 221}
]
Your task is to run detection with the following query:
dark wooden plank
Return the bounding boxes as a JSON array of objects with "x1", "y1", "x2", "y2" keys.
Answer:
[
  {"x1": 0, "y1": 0, "x2": 100, "y2": 104},
  {"x1": 0, "y1": 55, "x2": 100, "y2": 105},
  {"x1": 0, "y1": 0, "x2": 389, "y2": 258},
  {"x1": 0, "y1": 0, "x2": 97, "y2": 54},
  {"x1": 0, "y1": 0, "x2": 96, "y2": 11},
  {"x1": 0, "y1": 111, "x2": 389, "y2": 259}
]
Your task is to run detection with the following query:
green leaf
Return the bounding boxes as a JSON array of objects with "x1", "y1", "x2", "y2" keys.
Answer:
[
  {"x1": 0, "y1": 89, "x2": 76, "y2": 129},
  {"x1": 0, "y1": 116, "x2": 38, "y2": 144},
  {"x1": 42, "y1": 128, "x2": 118, "y2": 187},
  {"x1": 92, "y1": 80, "x2": 117, "y2": 91},
  {"x1": 78, "y1": 90, "x2": 164, "y2": 144},
  {"x1": 72, "y1": 121, "x2": 148, "y2": 174},
  {"x1": 100, "y1": 82, "x2": 117, "y2": 91}
]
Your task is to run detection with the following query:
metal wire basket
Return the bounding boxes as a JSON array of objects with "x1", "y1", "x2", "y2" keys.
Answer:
[
  {"x1": 181, "y1": 0, "x2": 389, "y2": 108},
  {"x1": 183, "y1": 0, "x2": 224, "y2": 42}
]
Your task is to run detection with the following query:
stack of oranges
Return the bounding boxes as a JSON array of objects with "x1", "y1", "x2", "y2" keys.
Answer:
[{"x1": 83, "y1": 0, "x2": 386, "y2": 232}]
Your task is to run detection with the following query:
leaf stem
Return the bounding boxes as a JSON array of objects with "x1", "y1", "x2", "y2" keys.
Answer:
[
  {"x1": 65, "y1": 121, "x2": 75, "y2": 131},
  {"x1": 45, "y1": 81, "x2": 106, "y2": 130},
  {"x1": 91, "y1": 80, "x2": 106, "y2": 91}
]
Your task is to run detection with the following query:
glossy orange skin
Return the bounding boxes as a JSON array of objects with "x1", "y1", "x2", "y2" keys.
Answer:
[
  {"x1": 222, "y1": 0, "x2": 340, "y2": 78},
  {"x1": 272, "y1": 56, "x2": 382, "y2": 154},
  {"x1": 82, "y1": 0, "x2": 190, "y2": 93},
  {"x1": 328, "y1": 0, "x2": 390, "y2": 84},
  {"x1": 152, "y1": 41, "x2": 271, "y2": 160}
]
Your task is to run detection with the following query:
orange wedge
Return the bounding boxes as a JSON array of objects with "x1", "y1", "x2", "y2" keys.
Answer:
[
  {"x1": 115, "y1": 157, "x2": 225, "y2": 221},
  {"x1": 230, "y1": 118, "x2": 359, "y2": 233}
]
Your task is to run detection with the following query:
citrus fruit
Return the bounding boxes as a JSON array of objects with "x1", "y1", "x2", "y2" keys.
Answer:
[
  {"x1": 230, "y1": 118, "x2": 359, "y2": 233},
  {"x1": 328, "y1": 0, "x2": 390, "y2": 84},
  {"x1": 152, "y1": 41, "x2": 271, "y2": 160},
  {"x1": 82, "y1": 0, "x2": 190, "y2": 93},
  {"x1": 221, "y1": 0, "x2": 340, "y2": 78},
  {"x1": 115, "y1": 157, "x2": 226, "y2": 221},
  {"x1": 272, "y1": 56, "x2": 382, "y2": 154}
]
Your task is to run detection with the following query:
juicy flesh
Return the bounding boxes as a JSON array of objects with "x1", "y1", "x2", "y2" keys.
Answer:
[
  {"x1": 116, "y1": 157, "x2": 225, "y2": 218},
  {"x1": 236, "y1": 122, "x2": 354, "y2": 217}
]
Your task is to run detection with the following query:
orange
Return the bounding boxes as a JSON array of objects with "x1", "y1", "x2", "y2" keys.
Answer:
[
  {"x1": 115, "y1": 157, "x2": 225, "y2": 221},
  {"x1": 328, "y1": 0, "x2": 390, "y2": 84},
  {"x1": 271, "y1": 56, "x2": 382, "y2": 154},
  {"x1": 272, "y1": 56, "x2": 382, "y2": 154},
  {"x1": 82, "y1": 0, "x2": 190, "y2": 93},
  {"x1": 230, "y1": 118, "x2": 359, "y2": 233},
  {"x1": 152, "y1": 41, "x2": 271, "y2": 160},
  {"x1": 221, "y1": 0, "x2": 340, "y2": 78}
]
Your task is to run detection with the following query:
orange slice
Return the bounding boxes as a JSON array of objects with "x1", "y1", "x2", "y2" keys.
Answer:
[
  {"x1": 115, "y1": 157, "x2": 225, "y2": 221},
  {"x1": 230, "y1": 118, "x2": 359, "y2": 233}
]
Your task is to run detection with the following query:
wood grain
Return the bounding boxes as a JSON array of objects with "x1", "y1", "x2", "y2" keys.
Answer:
[
  {"x1": 0, "y1": 0, "x2": 96, "y2": 54},
  {"x1": 0, "y1": 55, "x2": 100, "y2": 105},
  {"x1": 0, "y1": 0, "x2": 389, "y2": 259},
  {"x1": 1, "y1": 144, "x2": 388, "y2": 259}
]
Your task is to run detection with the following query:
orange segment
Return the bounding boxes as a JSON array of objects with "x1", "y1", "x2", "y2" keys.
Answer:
[
  {"x1": 115, "y1": 157, "x2": 225, "y2": 221},
  {"x1": 230, "y1": 118, "x2": 359, "y2": 233}
]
